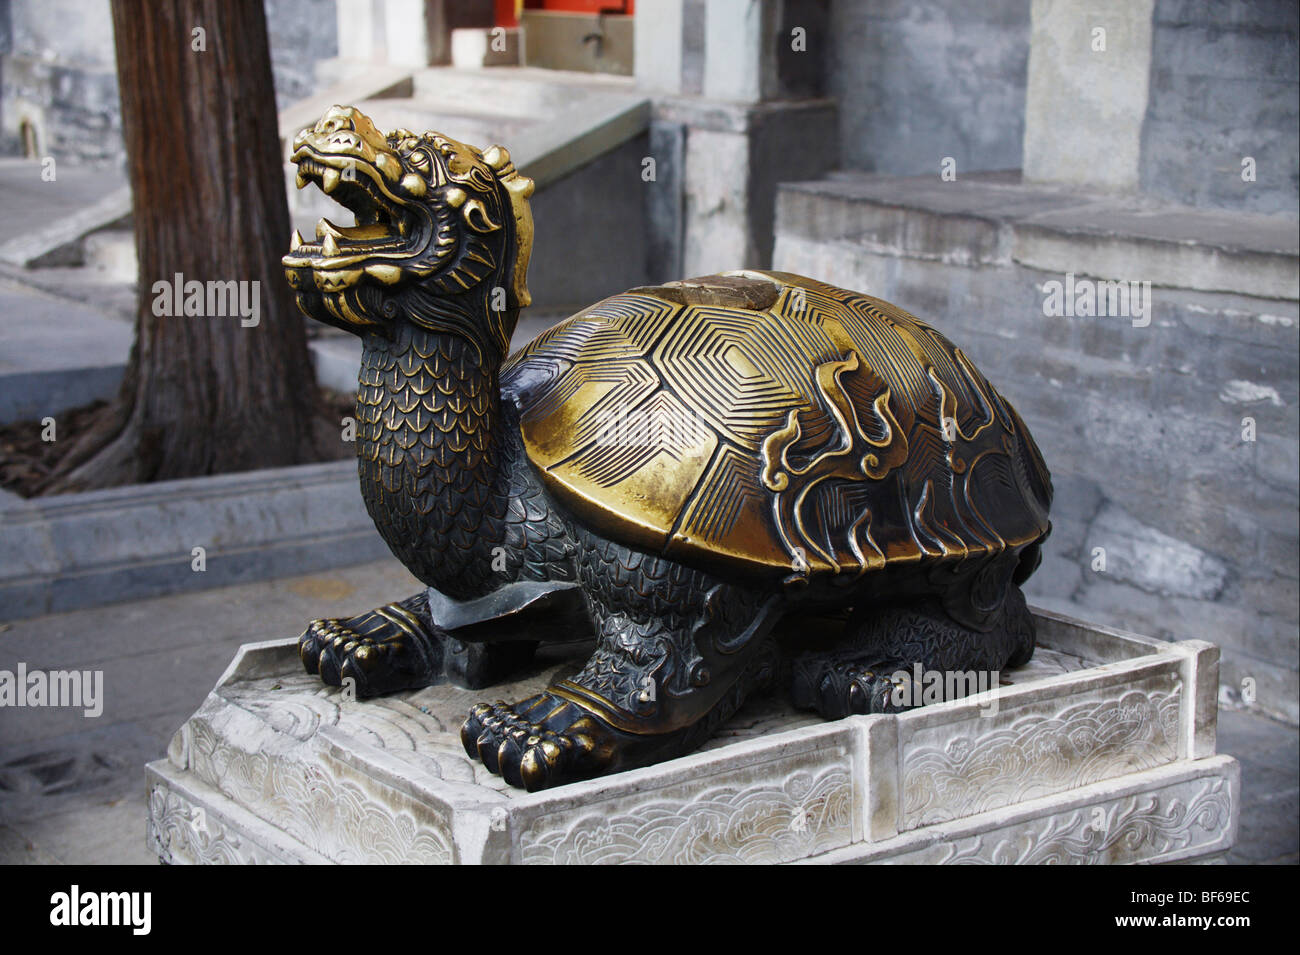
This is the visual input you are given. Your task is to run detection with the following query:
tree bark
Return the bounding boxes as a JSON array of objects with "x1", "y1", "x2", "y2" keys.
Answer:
[{"x1": 47, "y1": 0, "x2": 325, "y2": 491}]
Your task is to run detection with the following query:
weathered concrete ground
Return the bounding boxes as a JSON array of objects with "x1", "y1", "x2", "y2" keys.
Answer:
[
  {"x1": 0, "y1": 557, "x2": 1294, "y2": 865},
  {"x1": 0, "y1": 558, "x2": 421, "y2": 864}
]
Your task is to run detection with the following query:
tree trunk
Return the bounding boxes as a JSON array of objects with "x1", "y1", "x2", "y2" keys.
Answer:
[{"x1": 47, "y1": 0, "x2": 325, "y2": 492}]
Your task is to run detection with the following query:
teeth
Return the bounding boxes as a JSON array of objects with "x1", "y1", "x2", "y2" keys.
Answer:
[
  {"x1": 322, "y1": 234, "x2": 340, "y2": 257},
  {"x1": 295, "y1": 170, "x2": 308, "y2": 189},
  {"x1": 290, "y1": 229, "x2": 303, "y2": 251},
  {"x1": 321, "y1": 168, "x2": 341, "y2": 193},
  {"x1": 313, "y1": 268, "x2": 363, "y2": 292},
  {"x1": 376, "y1": 153, "x2": 399, "y2": 179},
  {"x1": 365, "y1": 264, "x2": 403, "y2": 285}
]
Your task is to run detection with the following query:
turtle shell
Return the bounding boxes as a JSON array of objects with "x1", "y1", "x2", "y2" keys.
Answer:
[{"x1": 501, "y1": 270, "x2": 1052, "y2": 582}]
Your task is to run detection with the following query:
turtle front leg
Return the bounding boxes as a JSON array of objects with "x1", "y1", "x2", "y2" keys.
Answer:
[
  {"x1": 301, "y1": 592, "x2": 535, "y2": 696},
  {"x1": 461, "y1": 538, "x2": 780, "y2": 791}
]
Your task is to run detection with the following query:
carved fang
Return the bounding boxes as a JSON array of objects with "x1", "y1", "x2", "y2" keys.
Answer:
[
  {"x1": 290, "y1": 229, "x2": 304, "y2": 251},
  {"x1": 322, "y1": 233, "x2": 340, "y2": 257},
  {"x1": 322, "y1": 168, "x2": 341, "y2": 193},
  {"x1": 365, "y1": 263, "x2": 403, "y2": 284}
]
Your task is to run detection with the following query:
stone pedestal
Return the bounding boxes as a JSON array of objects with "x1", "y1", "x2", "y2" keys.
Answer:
[{"x1": 146, "y1": 608, "x2": 1238, "y2": 864}]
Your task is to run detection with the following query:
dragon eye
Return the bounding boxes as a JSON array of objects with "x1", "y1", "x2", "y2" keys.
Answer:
[{"x1": 409, "y1": 151, "x2": 431, "y2": 170}]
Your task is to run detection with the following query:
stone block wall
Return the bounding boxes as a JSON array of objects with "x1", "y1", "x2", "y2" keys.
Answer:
[
  {"x1": 827, "y1": 0, "x2": 1032, "y2": 177},
  {"x1": 1139, "y1": 0, "x2": 1299, "y2": 216},
  {"x1": 0, "y1": 0, "x2": 338, "y2": 164},
  {"x1": 652, "y1": 96, "x2": 839, "y2": 279},
  {"x1": 265, "y1": 0, "x2": 339, "y2": 109},
  {"x1": 0, "y1": 0, "x2": 121, "y2": 161}
]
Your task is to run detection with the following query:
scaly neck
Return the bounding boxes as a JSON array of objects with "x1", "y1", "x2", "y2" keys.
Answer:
[{"x1": 355, "y1": 321, "x2": 506, "y2": 599}]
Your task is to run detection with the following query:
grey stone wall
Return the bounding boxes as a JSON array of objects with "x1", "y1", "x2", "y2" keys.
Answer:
[
  {"x1": 828, "y1": 0, "x2": 1031, "y2": 176},
  {"x1": 1140, "y1": 0, "x2": 1299, "y2": 217},
  {"x1": 528, "y1": 132, "x2": 654, "y2": 311},
  {"x1": 0, "y1": 0, "x2": 121, "y2": 162},
  {"x1": 265, "y1": 0, "x2": 338, "y2": 109},
  {"x1": 0, "y1": 1, "x2": 9, "y2": 152},
  {"x1": 0, "y1": 0, "x2": 337, "y2": 164}
]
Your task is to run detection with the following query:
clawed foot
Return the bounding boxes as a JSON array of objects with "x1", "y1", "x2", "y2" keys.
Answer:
[
  {"x1": 790, "y1": 658, "x2": 902, "y2": 719},
  {"x1": 460, "y1": 693, "x2": 619, "y2": 792},
  {"x1": 300, "y1": 598, "x2": 439, "y2": 697}
]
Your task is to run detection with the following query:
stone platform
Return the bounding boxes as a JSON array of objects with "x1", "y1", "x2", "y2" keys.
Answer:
[{"x1": 146, "y1": 608, "x2": 1238, "y2": 864}]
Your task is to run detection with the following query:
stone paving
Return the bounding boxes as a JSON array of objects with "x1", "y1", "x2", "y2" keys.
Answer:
[
  {"x1": 0, "y1": 556, "x2": 1294, "y2": 865},
  {"x1": 0, "y1": 558, "x2": 422, "y2": 864}
]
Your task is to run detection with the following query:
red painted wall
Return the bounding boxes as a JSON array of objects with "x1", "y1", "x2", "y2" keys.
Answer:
[{"x1": 496, "y1": 0, "x2": 635, "y2": 27}]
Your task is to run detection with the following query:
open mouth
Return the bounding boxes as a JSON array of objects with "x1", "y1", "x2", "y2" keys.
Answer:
[{"x1": 284, "y1": 147, "x2": 419, "y2": 267}]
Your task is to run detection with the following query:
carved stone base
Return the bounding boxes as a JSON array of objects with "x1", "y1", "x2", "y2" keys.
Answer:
[{"x1": 146, "y1": 607, "x2": 1238, "y2": 864}]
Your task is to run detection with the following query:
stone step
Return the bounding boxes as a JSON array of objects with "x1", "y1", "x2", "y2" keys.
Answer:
[
  {"x1": 408, "y1": 64, "x2": 637, "y2": 116},
  {"x1": 0, "y1": 159, "x2": 130, "y2": 269},
  {"x1": 0, "y1": 278, "x2": 132, "y2": 425},
  {"x1": 18, "y1": 64, "x2": 651, "y2": 313},
  {"x1": 778, "y1": 171, "x2": 1298, "y2": 300},
  {"x1": 80, "y1": 229, "x2": 136, "y2": 284},
  {"x1": 347, "y1": 98, "x2": 536, "y2": 149},
  {"x1": 398, "y1": 66, "x2": 652, "y2": 191},
  {"x1": 0, "y1": 459, "x2": 388, "y2": 622},
  {"x1": 277, "y1": 63, "x2": 415, "y2": 161}
]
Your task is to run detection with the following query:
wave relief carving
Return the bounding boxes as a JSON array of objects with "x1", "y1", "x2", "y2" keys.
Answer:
[
  {"x1": 148, "y1": 785, "x2": 284, "y2": 865},
  {"x1": 904, "y1": 687, "x2": 1180, "y2": 827},
  {"x1": 934, "y1": 776, "x2": 1232, "y2": 864},
  {"x1": 186, "y1": 718, "x2": 454, "y2": 864},
  {"x1": 521, "y1": 766, "x2": 852, "y2": 864}
]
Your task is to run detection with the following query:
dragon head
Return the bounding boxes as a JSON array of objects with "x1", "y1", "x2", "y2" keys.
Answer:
[{"x1": 282, "y1": 105, "x2": 534, "y2": 358}]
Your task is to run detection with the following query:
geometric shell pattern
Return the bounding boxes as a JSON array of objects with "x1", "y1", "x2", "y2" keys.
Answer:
[{"x1": 501, "y1": 270, "x2": 1052, "y2": 582}]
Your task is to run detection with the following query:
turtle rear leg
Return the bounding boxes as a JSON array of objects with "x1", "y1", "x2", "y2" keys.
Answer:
[
  {"x1": 461, "y1": 536, "x2": 779, "y2": 791},
  {"x1": 792, "y1": 585, "x2": 1034, "y2": 719}
]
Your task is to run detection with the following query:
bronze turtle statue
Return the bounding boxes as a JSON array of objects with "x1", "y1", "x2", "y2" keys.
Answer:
[{"x1": 283, "y1": 106, "x2": 1052, "y2": 792}]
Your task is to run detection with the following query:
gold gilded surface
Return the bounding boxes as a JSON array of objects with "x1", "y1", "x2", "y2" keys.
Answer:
[
  {"x1": 546, "y1": 389, "x2": 719, "y2": 551},
  {"x1": 281, "y1": 105, "x2": 534, "y2": 354},
  {"x1": 505, "y1": 271, "x2": 1052, "y2": 581}
]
